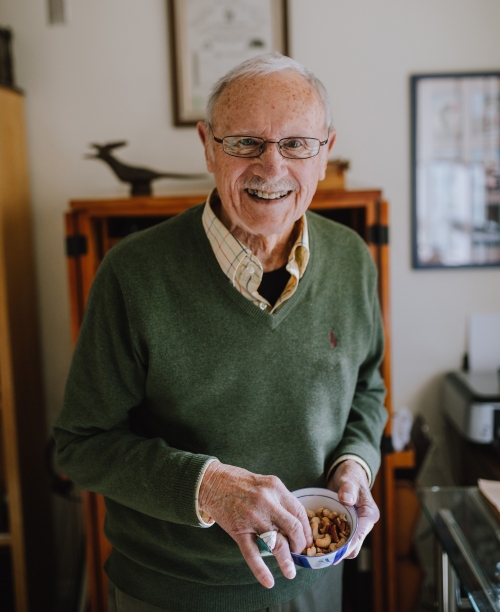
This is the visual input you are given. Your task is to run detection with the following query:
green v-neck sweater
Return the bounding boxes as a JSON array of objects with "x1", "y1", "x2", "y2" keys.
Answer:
[{"x1": 54, "y1": 204, "x2": 387, "y2": 612}]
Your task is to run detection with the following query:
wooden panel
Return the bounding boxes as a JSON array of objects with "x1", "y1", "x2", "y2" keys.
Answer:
[
  {"x1": 370, "y1": 472, "x2": 385, "y2": 612},
  {"x1": 0, "y1": 401, "x2": 5, "y2": 497},
  {"x1": 97, "y1": 495, "x2": 112, "y2": 602},
  {"x1": 383, "y1": 449, "x2": 416, "y2": 612},
  {"x1": 65, "y1": 212, "x2": 86, "y2": 343},
  {"x1": 69, "y1": 189, "x2": 383, "y2": 215},
  {"x1": 378, "y1": 200, "x2": 392, "y2": 428},
  {"x1": 0, "y1": 88, "x2": 28, "y2": 612},
  {"x1": 77, "y1": 213, "x2": 101, "y2": 309},
  {"x1": 0, "y1": 314, "x2": 26, "y2": 611},
  {"x1": 69, "y1": 194, "x2": 207, "y2": 216},
  {"x1": 396, "y1": 559, "x2": 423, "y2": 612},
  {"x1": 82, "y1": 491, "x2": 107, "y2": 612},
  {"x1": 395, "y1": 482, "x2": 421, "y2": 558},
  {"x1": 311, "y1": 189, "x2": 382, "y2": 206},
  {"x1": 0, "y1": 86, "x2": 54, "y2": 610}
]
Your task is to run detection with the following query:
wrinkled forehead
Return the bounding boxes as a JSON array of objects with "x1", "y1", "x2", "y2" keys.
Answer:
[{"x1": 211, "y1": 70, "x2": 327, "y2": 136}]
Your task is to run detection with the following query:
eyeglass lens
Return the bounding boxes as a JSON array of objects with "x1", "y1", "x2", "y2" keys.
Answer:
[{"x1": 222, "y1": 136, "x2": 322, "y2": 159}]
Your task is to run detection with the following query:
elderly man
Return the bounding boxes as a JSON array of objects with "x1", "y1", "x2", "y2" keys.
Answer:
[{"x1": 54, "y1": 53, "x2": 387, "y2": 612}]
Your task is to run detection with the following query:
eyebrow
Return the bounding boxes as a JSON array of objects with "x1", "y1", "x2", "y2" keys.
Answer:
[{"x1": 219, "y1": 130, "x2": 320, "y2": 137}]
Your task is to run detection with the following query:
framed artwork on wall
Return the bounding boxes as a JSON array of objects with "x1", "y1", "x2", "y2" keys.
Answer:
[
  {"x1": 411, "y1": 72, "x2": 500, "y2": 268},
  {"x1": 168, "y1": 0, "x2": 289, "y2": 126}
]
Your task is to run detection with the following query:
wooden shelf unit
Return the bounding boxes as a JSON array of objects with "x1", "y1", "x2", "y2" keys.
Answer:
[
  {"x1": 0, "y1": 532, "x2": 13, "y2": 547},
  {"x1": 65, "y1": 187, "x2": 406, "y2": 612},
  {"x1": 0, "y1": 86, "x2": 54, "y2": 611}
]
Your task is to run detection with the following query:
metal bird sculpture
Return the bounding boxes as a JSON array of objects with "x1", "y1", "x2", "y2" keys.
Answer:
[{"x1": 86, "y1": 141, "x2": 206, "y2": 196}]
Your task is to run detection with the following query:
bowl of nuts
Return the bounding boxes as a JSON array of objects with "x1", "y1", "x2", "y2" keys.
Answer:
[{"x1": 290, "y1": 487, "x2": 357, "y2": 569}]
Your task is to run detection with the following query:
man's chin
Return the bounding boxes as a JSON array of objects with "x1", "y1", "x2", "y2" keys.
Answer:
[{"x1": 238, "y1": 191, "x2": 298, "y2": 230}]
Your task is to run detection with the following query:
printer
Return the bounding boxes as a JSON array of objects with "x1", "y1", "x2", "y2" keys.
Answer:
[{"x1": 442, "y1": 370, "x2": 500, "y2": 445}]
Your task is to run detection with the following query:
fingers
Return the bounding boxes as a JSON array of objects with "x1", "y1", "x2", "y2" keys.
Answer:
[
  {"x1": 237, "y1": 534, "x2": 275, "y2": 589},
  {"x1": 355, "y1": 486, "x2": 380, "y2": 524},
  {"x1": 282, "y1": 494, "x2": 313, "y2": 547},
  {"x1": 272, "y1": 533, "x2": 296, "y2": 580},
  {"x1": 250, "y1": 475, "x2": 311, "y2": 552},
  {"x1": 334, "y1": 514, "x2": 374, "y2": 564},
  {"x1": 337, "y1": 478, "x2": 359, "y2": 507},
  {"x1": 338, "y1": 487, "x2": 380, "y2": 562},
  {"x1": 237, "y1": 533, "x2": 297, "y2": 586},
  {"x1": 343, "y1": 516, "x2": 375, "y2": 559},
  {"x1": 274, "y1": 496, "x2": 312, "y2": 552},
  {"x1": 198, "y1": 465, "x2": 311, "y2": 583}
]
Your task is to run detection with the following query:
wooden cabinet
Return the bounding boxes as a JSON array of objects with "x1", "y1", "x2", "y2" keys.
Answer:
[
  {"x1": 64, "y1": 186, "x2": 411, "y2": 612},
  {"x1": 0, "y1": 86, "x2": 54, "y2": 611}
]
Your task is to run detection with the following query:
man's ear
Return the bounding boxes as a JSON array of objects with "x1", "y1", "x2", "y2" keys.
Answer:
[
  {"x1": 318, "y1": 130, "x2": 337, "y2": 181},
  {"x1": 327, "y1": 130, "x2": 337, "y2": 155},
  {"x1": 197, "y1": 121, "x2": 215, "y2": 173}
]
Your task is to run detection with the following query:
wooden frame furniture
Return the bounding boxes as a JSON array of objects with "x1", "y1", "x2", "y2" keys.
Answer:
[
  {"x1": 0, "y1": 86, "x2": 54, "y2": 611},
  {"x1": 65, "y1": 187, "x2": 413, "y2": 612}
]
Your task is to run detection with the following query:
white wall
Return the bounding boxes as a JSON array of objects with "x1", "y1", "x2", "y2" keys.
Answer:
[{"x1": 1, "y1": 0, "x2": 500, "y2": 434}]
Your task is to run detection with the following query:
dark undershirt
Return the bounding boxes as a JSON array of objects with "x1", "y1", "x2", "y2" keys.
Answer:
[{"x1": 258, "y1": 264, "x2": 291, "y2": 307}]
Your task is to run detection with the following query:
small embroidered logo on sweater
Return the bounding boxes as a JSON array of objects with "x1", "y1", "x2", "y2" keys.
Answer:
[{"x1": 329, "y1": 330, "x2": 338, "y2": 349}]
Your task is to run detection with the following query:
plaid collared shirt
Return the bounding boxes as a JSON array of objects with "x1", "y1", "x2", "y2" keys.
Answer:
[{"x1": 202, "y1": 190, "x2": 310, "y2": 314}]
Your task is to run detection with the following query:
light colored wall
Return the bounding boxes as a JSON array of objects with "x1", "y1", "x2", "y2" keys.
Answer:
[{"x1": 1, "y1": 0, "x2": 500, "y2": 434}]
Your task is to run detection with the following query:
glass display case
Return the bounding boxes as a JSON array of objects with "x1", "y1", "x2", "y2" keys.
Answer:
[{"x1": 419, "y1": 486, "x2": 500, "y2": 612}]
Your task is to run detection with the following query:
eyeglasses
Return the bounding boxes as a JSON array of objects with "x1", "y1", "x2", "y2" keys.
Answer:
[{"x1": 211, "y1": 132, "x2": 328, "y2": 159}]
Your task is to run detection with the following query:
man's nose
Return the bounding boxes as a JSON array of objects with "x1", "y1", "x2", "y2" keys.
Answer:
[{"x1": 256, "y1": 142, "x2": 288, "y2": 181}]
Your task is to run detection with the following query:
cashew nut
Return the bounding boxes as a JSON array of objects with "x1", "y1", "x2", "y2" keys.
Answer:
[
  {"x1": 315, "y1": 533, "x2": 331, "y2": 548},
  {"x1": 310, "y1": 516, "x2": 321, "y2": 538},
  {"x1": 303, "y1": 506, "x2": 351, "y2": 556}
]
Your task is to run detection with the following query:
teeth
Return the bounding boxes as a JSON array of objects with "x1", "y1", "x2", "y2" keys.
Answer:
[{"x1": 248, "y1": 189, "x2": 289, "y2": 199}]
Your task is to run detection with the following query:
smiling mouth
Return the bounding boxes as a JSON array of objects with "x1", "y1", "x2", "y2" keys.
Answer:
[{"x1": 246, "y1": 188, "x2": 292, "y2": 200}]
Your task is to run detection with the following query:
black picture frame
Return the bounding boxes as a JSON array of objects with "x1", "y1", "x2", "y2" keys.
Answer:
[
  {"x1": 168, "y1": 0, "x2": 289, "y2": 127},
  {"x1": 411, "y1": 72, "x2": 500, "y2": 269}
]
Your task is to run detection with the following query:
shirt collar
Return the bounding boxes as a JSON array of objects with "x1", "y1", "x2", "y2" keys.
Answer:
[{"x1": 202, "y1": 189, "x2": 310, "y2": 310}]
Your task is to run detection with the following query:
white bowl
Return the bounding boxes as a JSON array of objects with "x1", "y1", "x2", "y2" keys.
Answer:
[{"x1": 291, "y1": 488, "x2": 357, "y2": 569}]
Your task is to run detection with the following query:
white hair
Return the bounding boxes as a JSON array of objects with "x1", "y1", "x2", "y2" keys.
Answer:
[{"x1": 205, "y1": 52, "x2": 334, "y2": 132}]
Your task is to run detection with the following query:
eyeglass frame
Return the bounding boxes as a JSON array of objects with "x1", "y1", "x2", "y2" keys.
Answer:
[{"x1": 210, "y1": 128, "x2": 329, "y2": 160}]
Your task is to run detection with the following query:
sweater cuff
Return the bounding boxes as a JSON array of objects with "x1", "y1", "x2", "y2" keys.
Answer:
[
  {"x1": 326, "y1": 454, "x2": 372, "y2": 487},
  {"x1": 172, "y1": 453, "x2": 219, "y2": 526},
  {"x1": 194, "y1": 458, "x2": 220, "y2": 527}
]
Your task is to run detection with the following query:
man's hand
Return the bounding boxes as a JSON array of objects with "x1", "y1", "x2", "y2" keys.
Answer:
[
  {"x1": 327, "y1": 459, "x2": 380, "y2": 561},
  {"x1": 198, "y1": 462, "x2": 313, "y2": 589}
]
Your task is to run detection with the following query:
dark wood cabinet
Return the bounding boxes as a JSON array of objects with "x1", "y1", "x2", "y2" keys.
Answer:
[{"x1": 448, "y1": 425, "x2": 500, "y2": 484}]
